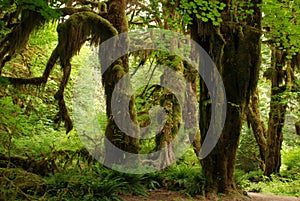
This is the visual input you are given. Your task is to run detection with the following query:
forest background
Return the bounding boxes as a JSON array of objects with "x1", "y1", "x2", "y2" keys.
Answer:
[{"x1": 0, "y1": 0, "x2": 299, "y2": 200}]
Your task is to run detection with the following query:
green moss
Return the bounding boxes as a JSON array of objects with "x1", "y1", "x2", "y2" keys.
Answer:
[
  {"x1": 56, "y1": 11, "x2": 117, "y2": 60},
  {"x1": 112, "y1": 64, "x2": 124, "y2": 72},
  {"x1": 0, "y1": 9, "x2": 46, "y2": 71}
]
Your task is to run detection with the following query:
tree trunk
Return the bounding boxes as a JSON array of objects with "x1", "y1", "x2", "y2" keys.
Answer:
[
  {"x1": 246, "y1": 47, "x2": 291, "y2": 176},
  {"x1": 296, "y1": 121, "x2": 300, "y2": 136},
  {"x1": 154, "y1": 56, "x2": 185, "y2": 168},
  {"x1": 152, "y1": 0, "x2": 192, "y2": 168},
  {"x1": 184, "y1": 63, "x2": 201, "y2": 156},
  {"x1": 264, "y1": 47, "x2": 288, "y2": 176},
  {"x1": 102, "y1": 0, "x2": 139, "y2": 165},
  {"x1": 245, "y1": 91, "x2": 267, "y2": 171},
  {"x1": 190, "y1": 0, "x2": 261, "y2": 194}
]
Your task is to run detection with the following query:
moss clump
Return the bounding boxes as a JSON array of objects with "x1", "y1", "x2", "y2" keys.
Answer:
[
  {"x1": 0, "y1": 9, "x2": 46, "y2": 72},
  {"x1": 44, "y1": 11, "x2": 118, "y2": 133},
  {"x1": 0, "y1": 168, "x2": 46, "y2": 200},
  {"x1": 57, "y1": 11, "x2": 118, "y2": 60}
]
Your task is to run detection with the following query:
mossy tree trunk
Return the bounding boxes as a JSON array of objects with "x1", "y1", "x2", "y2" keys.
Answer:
[
  {"x1": 264, "y1": 47, "x2": 291, "y2": 176},
  {"x1": 296, "y1": 121, "x2": 300, "y2": 136},
  {"x1": 102, "y1": 0, "x2": 139, "y2": 165},
  {"x1": 246, "y1": 46, "x2": 293, "y2": 176},
  {"x1": 152, "y1": 0, "x2": 191, "y2": 167},
  {"x1": 154, "y1": 56, "x2": 185, "y2": 168},
  {"x1": 245, "y1": 90, "x2": 268, "y2": 171},
  {"x1": 190, "y1": 0, "x2": 261, "y2": 194},
  {"x1": 183, "y1": 63, "x2": 200, "y2": 156}
]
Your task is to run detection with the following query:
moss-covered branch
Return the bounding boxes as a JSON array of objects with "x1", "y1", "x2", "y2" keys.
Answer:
[
  {"x1": 56, "y1": 7, "x2": 92, "y2": 15},
  {"x1": 0, "y1": 9, "x2": 46, "y2": 73},
  {"x1": 1, "y1": 11, "x2": 118, "y2": 133}
]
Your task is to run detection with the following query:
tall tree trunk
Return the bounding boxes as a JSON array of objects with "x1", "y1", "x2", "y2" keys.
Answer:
[
  {"x1": 264, "y1": 47, "x2": 288, "y2": 176},
  {"x1": 190, "y1": 0, "x2": 261, "y2": 194},
  {"x1": 246, "y1": 2, "x2": 300, "y2": 177},
  {"x1": 102, "y1": 0, "x2": 139, "y2": 165},
  {"x1": 184, "y1": 63, "x2": 201, "y2": 156},
  {"x1": 152, "y1": 0, "x2": 192, "y2": 167},
  {"x1": 246, "y1": 46, "x2": 294, "y2": 176},
  {"x1": 154, "y1": 56, "x2": 185, "y2": 168},
  {"x1": 245, "y1": 90, "x2": 267, "y2": 171}
]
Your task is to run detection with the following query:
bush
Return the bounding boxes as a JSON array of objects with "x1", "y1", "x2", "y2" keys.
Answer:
[
  {"x1": 0, "y1": 168, "x2": 46, "y2": 201},
  {"x1": 164, "y1": 163, "x2": 205, "y2": 196},
  {"x1": 46, "y1": 168, "x2": 125, "y2": 201},
  {"x1": 236, "y1": 126, "x2": 261, "y2": 172},
  {"x1": 281, "y1": 147, "x2": 300, "y2": 178}
]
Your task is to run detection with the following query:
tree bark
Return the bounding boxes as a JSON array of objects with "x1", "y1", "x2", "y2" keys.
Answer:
[
  {"x1": 154, "y1": 56, "x2": 185, "y2": 168},
  {"x1": 102, "y1": 0, "x2": 139, "y2": 165},
  {"x1": 246, "y1": 46, "x2": 291, "y2": 176},
  {"x1": 184, "y1": 63, "x2": 201, "y2": 156},
  {"x1": 190, "y1": 0, "x2": 261, "y2": 194},
  {"x1": 264, "y1": 47, "x2": 288, "y2": 176},
  {"x1": 245, "y1": 91, "x2": 267, "y2": 171},
  {"x1": 296, "y1": 121, "x2": 300, "y2": 136}
]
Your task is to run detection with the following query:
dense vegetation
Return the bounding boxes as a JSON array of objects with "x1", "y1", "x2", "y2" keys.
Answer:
[{"x1": 0, "y1": 0, "x2": 299, "y2": 200}]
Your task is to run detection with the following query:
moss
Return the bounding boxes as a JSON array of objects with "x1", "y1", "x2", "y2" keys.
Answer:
[
  {"x1": 152, "y1": 55, "x2": 186, "y2": 163},
  {"x1": 0, "y1": 9, "x2": 46, "y2": 71},
  {"x1": 112, "y1": 64, "x2": 124, "y2": 72},
  {"x1": 112, "y1": 65, "x2": 125, "y2": 80},
  {"x1": 0, "y1": 168, "x2": 46, "y2": 199},
  {"x1": 108, "y1": 1, "x2": 128, "y2": 33},
  {"x1": 57, "y1": 11, "x2": 117, "y2": 60}
]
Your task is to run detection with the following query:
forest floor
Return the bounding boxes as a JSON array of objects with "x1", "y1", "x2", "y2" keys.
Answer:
[{"x1": 120, "y1": 189, "x2": 300, "y2": 201}]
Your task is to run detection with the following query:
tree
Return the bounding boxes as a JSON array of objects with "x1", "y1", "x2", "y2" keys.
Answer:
[
  {"x1": 190, "y1": 0, "x2": 262, "y2": 194},
  {"x1": 0, "y1": 0, "x2": 115, "y2": 132},
  {"x1": 101, "y1": 0, "x2": 140, "y2": 165},
  {"x1": 246, "y1": 0, "x2": 300, "y2": 176}
]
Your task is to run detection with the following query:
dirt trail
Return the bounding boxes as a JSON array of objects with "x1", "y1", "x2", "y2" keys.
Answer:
[
  {"x1": 248, "y1": 192, "x2": 300, "y2": 201},
  {"x1": 120, "y1": 189, "x2": 300, "y2": 201}
]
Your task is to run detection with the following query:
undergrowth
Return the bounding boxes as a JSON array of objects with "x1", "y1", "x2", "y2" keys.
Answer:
[{"x1": 235, "y1": 147, "x2": 300, "y2": 197}]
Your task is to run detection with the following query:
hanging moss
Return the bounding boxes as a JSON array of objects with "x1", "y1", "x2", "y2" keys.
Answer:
[
  {"x1": 152, "y1": 55, "x2": 186, "y2": 167},
  {"x1": 53, "y1": 11, "x2": 118, "y2": 133},
  {"x1": 1, "y1": 10, "x2": 118, "y2": 133},
  {"x1": 57, "y1": 11, "x2": 117, "y2": 60},
  {"x1": 112, "y1": 65, "x2": 125, "y2": 83},
  {"x1": 0, "y1": 9, "x2": 46, "y2": 72}
]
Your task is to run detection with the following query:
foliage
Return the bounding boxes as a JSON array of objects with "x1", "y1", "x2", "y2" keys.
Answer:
[
  {"x1": 281, "y1": 146, "x2": 300, "y2": 178},
  {"x1": 20, "y1": 0, "x2": 62, "y2": 19},
  {"x1": 236, "y1": 125, "x2": 261, "y2": 172},
  {"x1": 0, "y1": 0, "x2": 300, "y2": 199},
  {"x1": 177, "y1": 0, "x2": 225, "y2": 26},
  {"x1": 240, "y1": 174, "x2": 300, "y2": 197},
  {"x1": 235, "y1": 169, "x2": 265, "y2": 192},
  {"x1": 46, "y1": 167, "x2": 125, "y2": 201},
  {"x1": 164, "y1": 163, "x2": 205, "y2": 196},
  {"x1": 0, "y1": 96, "x2": 32, "y2": 156},
  {"x1": 235, "y1": 146, "x2": 300, "y2": 196},
  {"x1": 262, "y1": 0, "x2": 300, "y2": 55}
]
